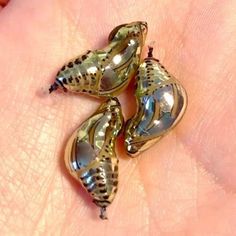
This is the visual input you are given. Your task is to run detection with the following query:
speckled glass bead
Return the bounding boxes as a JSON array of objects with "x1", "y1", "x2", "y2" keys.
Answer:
[
  {"x1": 64, "y1": 98, "x2": 124, "y2": 219},
  {"x1": 125, "y1": 47, "x2": 187, "y2": 156},
  {"x1": 49, "y1": 21, "x2": 148, "y2": 97}
]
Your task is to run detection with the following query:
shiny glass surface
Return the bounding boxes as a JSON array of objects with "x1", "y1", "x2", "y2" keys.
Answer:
[
  {"x1": 125, "y1": 57, "x2": 187, "y2": 156},
  {"x1": 64, "y1": 98, "x2": 124, "y2": 219},
  {"x1": 49, "y1": 21, "x2": 148, "y2": 98}
]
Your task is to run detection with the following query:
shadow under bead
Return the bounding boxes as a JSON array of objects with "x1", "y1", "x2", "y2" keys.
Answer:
[
  {"x1": 124, "y1": 47, "x2": 187, "y2": 157},
  {"x1": 49, "y1": 21, "x2": 148, "y2": 97},
  {"x1": 64, "y1": 98, "x2": 124, "y2": 219}
]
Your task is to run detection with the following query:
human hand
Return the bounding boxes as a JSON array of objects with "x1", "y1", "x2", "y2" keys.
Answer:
[{"x1": 1, "y1": 0, "x2": 236, "y2": 235}]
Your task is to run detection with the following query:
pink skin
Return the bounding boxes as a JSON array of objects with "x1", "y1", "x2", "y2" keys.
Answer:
[{"x1": 0, "y1": 0, "x2": 236, "y2": 235}]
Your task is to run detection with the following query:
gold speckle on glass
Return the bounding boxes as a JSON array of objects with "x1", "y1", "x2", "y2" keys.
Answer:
[
  {"x1": 64, "y1": 98, "x2": 124, "y2": 219},
  {"x1": 49, "y1": 21, "x2": 148, "y2": 97},
  {"x1": 124, "y1": 47, "x2": 187, "y2": 157}
]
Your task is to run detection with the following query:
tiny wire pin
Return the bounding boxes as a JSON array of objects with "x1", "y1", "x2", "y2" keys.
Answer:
[
  {"x1": 147, "y1": 41, "x2": 155, "y2": 58},
  {"x1": 49, "y1": 83, "x2": 58, "y2": 93},
  {"x1": 148, "y1": 46, "x2": 154, "y2": 58},
  {"x1": 99, "y1": 207, "x2": 108, "y2": 220},
  {"x1": 49, "y1": 80, "x2": 68, "y2": 93}
]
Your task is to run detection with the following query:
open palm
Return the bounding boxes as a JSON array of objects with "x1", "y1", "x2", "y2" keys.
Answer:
[{"x1": 1, "y1": 0, "x2": 236, "y2": 235}]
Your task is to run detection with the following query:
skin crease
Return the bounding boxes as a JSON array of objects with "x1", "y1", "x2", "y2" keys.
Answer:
[{"x1": 0, "y1": 0, "x2": 236, "y2": 235}]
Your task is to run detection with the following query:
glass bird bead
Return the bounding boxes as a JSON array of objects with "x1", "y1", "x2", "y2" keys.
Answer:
[
  {"x1": 64, "y1": 98, "x2": 124, "y2": 219},
  {"x1": 49, "y1": 21, "x2": 148, "y2": 97},
  {"x1": 125, "y1": 47, "x2": 187, "y2": 156}
]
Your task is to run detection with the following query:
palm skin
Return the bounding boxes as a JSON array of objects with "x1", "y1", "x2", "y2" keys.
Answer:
[{"x1": 0, "y1": 0, "x2": 236, "y2": 235}]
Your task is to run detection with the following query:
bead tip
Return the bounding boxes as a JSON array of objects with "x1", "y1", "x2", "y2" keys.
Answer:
[
  {"x1": 99, "y1": 207, "x2": 108, "y2": 220},
  {"x1": 49, "y1": 83, "x2": 58, "y2": 94},
  {"x1": 148, "y1": 46, "x2": 154, "y2": 58}
]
